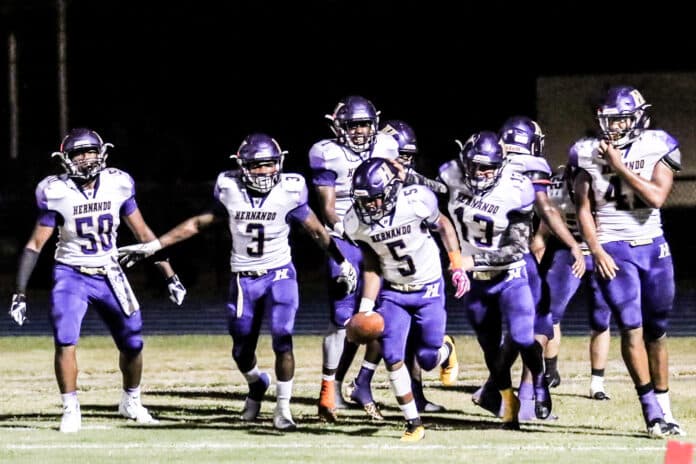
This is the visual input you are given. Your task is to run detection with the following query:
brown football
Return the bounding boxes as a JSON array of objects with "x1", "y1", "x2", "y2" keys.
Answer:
[{"x1": 346, "y1": 311, "x2": 385, "y2": 344}]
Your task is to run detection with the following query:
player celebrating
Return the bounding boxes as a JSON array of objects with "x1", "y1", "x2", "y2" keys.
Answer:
[
  {"x1": 439, "y1": 131, "x2": 548, "y2": 430},
  {"x1": 309, "y1": 96, "x2": 399, "y2": 421},
  {"x1": 344, "y1": 157, "x2": 466, "y2": 441},
  {"x1": 8, "y1": 128, "x2": 185, "y2": 433},
  {"x1": 118, "y1": 133, "x2": 357, "y2": 431}
]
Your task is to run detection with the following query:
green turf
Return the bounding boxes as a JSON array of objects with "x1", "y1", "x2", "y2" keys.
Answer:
[{"x1": 1, "y1": 334, "x2": 695, "y2": 463}]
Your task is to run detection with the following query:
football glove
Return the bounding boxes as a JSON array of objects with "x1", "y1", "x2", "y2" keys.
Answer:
[
  {"x1": 118, "y1": 240, "x2": 163, "y2": 269},
  {"x1": 335, "y1": 260, "x2": 358, "y2": 295},
  {"x1": 9, "y1": 293, "x2": 27, "y2": 326},
  {"x1": 450, "y1": 269, "x2": 470, "y2": 299},
  {"x1": 166, "y1": 274, "x2": 187, "y2": 306}
]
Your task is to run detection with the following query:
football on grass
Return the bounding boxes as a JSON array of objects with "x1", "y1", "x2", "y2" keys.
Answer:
[{"x1": 346, "y1": 311, "x2": 384, "y2": 344}]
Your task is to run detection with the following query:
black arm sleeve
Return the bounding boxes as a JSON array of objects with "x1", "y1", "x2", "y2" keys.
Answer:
[
  {"x1": 473, "y1": 210, "x2": 532, "y2": 267},
  {"x1": 16, "y1": 248, "x2": 40, "y2": 294},
  {"x1": 404, "y1": 170, "x2": 449, "y2": 195}
]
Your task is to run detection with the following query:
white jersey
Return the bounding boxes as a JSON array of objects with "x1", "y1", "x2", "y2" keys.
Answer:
[
  {"x1": 36, "y1": 168, "x2": 135, "y2": 267},
  {"x1": 343, "y1": 184, "x2": 443, "y2": 285},
  {"x1": 575, "y1": 131, "x2": 681, "y2": 242},
  {"x1": 546, "y1": 167, "x2": 587, "y2": 249},
  {"x1": 439, "y1": 160, "x2": 535, "y2": 271},
  {"x1": 502, "y1": 153, "x2": 552, "y2": 186},
  {"x1": 214, "y1": 171, "x2": 308, "y2": 272},
  {"x1": 308, "y1": 132, "x2": 398, "y2": 235}
]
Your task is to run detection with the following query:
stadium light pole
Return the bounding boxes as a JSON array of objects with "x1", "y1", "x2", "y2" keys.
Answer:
[
  {"x1": 8, "y1": 31, "x2": 18, "y2": 160},
  {"x1": 57, "y1": 0, "x2": 68, "y2": 137}
]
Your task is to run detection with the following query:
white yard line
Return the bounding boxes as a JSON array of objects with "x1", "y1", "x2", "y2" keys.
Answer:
[{"x1": 4, "y1": 442, "x2": 666, "y2": 452}]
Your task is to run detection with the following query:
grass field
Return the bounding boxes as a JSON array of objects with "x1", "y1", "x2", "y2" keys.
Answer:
[{"x1": 1, "y1": 334, "x2": 695, "y2": 463}]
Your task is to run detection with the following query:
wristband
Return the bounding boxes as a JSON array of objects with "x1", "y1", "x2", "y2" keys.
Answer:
[{"x1": 358, "y1": 298, "x2": 375, "y2": 313}]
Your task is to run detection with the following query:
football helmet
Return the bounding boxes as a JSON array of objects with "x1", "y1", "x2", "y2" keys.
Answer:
[
  {"x1": 51, "y1": 128, "x2": 112, "y2": 181},
  {"x1": 232, "y1": 133, "x2": 287, "y2": 194},
  {"x1": 457, "y1": 131, "x2": 507, "y2": 194},
  {"x1": 351, "y1": 158, "x2": 402, "y2": 225},
  {"x1": 326, "y1": 96, "x2": 380, "y2": 153},
  {"x1": 498, "y1": 116, "x2": 545, "y2": 156},
  {"x1": 596, "y1": 85, "x2": 651, "y2": 148},
  {"x1": 380, "y1": 120, "x2": 417, "y2": 167}
]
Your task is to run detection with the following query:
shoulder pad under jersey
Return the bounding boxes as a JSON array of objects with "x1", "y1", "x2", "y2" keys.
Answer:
[
  {"x1": 643, "y1": 129, "x2": 681, "y2": 171},
  {"x1": 404, "y1": 185, "x2": 438, "y2": 219},
  {"x1": 103, "y1": 168, "x2": 136, "y2": 197},
  {"x1": 437, "y1": 160, "x2": 462, "y2": 185},
  {"x1": 309, "y1": 139, "x2": 343, "y2": 166},
  {"x1": 36, "y1": 175, "x2": 69, "y2": 204},
  {"x1": 572, "y1": 138, "x2": 601, "y2": 170}
]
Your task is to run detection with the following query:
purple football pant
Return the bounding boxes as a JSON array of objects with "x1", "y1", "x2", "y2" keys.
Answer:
[
  {"x1": 378, "y1": 277, "x2": 446, "y2": 370},
  {"x1": 525, "y1": 253, "x2": 553, "y2": 338},
  {"x1": 227, "y1": 263, "x2": 299, "y2": 366},
  {"x1": 546, "y1": 250, "x2": 612, "y2": 331},
  {"x1": 598, "y1": 236, "x2": 674, "y2": 339},
  {"x1": 51, "y1": 263, "x2": 143, "y2": 353}
]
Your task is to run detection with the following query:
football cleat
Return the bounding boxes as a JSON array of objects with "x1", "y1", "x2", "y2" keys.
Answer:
[
  {"x1": 240, "y1": 372, "x2": 271, "y2": 421},
  {"x1": 273, "y1": 406, "x2": 297, "y2": 431},
  {"x1": 346, "y1": 380, "x2": 383, "y2": 420},
  {"x1": 318, "y1": 379, "x2": 338, "y2": 422},
  {"x1": 471, "y1": 382, "x2": 503, "y2": 417},
  {"x1": 118, "y1": 392, "x2": 159, "y2": 424},
  {"x1": 362, "y1": 402, "x2": 385, "y2": 421},
  {"x1": 667, "y1": 422, "x2": 687, "y2": 436},
  {"x1": 544, "y1": 370, "x2": 561, "y2": 388},
  {"x1": 59, "y1": 402, "x2": 81, "y2": 433},
  {"x1": 418, "y1": 401, "x2": 445, "y2": 413},
  {"x1": 590, "y1": 389, "x2": 611, "y2": 401},
  {"x1": 500, "y1": 388, "x2": 520, "y2": 431},
  {"x1": 439, "y1": 335, "x2": 459, "y2": 386},
  {"x1": 647, "y1": 418, "x2": 679, "y2": 438},
  {"x1": 533, "y1": 374, "x2": 552, "y2": 420},
  {"x1": 400, "y1": 418, "x2": 425, "y2": 442}
]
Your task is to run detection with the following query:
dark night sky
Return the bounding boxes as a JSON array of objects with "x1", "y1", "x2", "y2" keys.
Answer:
[{"x1": 2, "y1": 1, "x2": 693, "y2": 184}]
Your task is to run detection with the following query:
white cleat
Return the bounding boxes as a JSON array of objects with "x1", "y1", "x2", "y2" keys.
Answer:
[
  {"x1": 589, "y1": 385, "x2": 611, "y2": 400},
  {"x1": 240, "y1": 398, "x2": 262, "y2": 421},
  {"x1": 118, "y1": 392, "x2": 159, "y2": 424},
  {"x1": 59, "y1": 402, "x2": 81, "y2": 433},
  {"x1": 273, "y1": 406, "x2": 297, "y2": 431}
]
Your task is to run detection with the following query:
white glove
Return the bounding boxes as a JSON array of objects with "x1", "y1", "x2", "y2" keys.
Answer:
[
  {"x1": 118, "y1": 240, "x2": 163, "y2": 268},
  {"x1": 9, "y1": 293, "x2": 27, "y2": 326},
  {"x1": 336, "y1": 260, "x2": 357, "y2": 295},
  {"x1": 166, "y1": 274, "x2": 186, "y2": 306}
]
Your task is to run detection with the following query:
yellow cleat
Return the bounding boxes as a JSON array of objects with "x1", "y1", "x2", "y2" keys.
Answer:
[
  {"x1": 400, "y1": 418, "x2": 425, "y2": 442},
  {"x1": 499, "y1": 387, "x2": 521, "y2": 430},
  {"x1": 439, "y1": 335, "x2": 459, "y2": 386}
]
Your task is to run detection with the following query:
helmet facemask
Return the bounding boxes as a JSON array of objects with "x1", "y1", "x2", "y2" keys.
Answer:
[{"x1": 240, "y1": 159, "x2": 282, "y2": 194}]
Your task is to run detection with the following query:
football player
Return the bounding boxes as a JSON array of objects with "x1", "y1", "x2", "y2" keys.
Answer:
[
  {"x1": 344, "y1": 157, "x2": 467, "y2": 441},
  {"x1": 308, "y1": 96, "x2": 399, "y2": 422},
  {"x1": 118, "y1": 133, "x2": 357, "y2": 431},
  {"x1": 439, "y1": 131, "x2": 548, "y2": 430},
  {"x1": 8, "y1": 128, "x2": 185, "y2": 432},
  {"x1": 574, "y1": 85, "x2": 683, "y2": 437}
]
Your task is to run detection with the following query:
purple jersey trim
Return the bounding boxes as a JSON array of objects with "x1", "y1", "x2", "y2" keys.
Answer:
[
  {"x1": 287, "y1": 203, "x2": 311, "y2": 223},
  {"x1": 38, "y1": 210, "x2": 58, "y2": 227},
  {"x1": 120, "y1": 197, "x2": 138, "y2": 216},
  {"x1": 311, "y1": 168, "x2": 338, "y2": 187}
]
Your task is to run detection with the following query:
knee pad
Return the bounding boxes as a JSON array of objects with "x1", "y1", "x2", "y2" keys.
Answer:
[
  {"x1": 416, "y1": 347, "x2": 440, "y2": 372},
  {"x1": 643, "y1": 320, "x2": 668, "y2": 342},
  {"x1": 272, "y1": 334, "x2": 293, "y2": 354},
  {"x1": 118, "y1": 336, "x2": 143, "y2": 357}
]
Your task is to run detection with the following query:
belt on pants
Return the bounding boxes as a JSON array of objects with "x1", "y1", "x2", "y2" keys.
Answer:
[
  {"x1": 236, "y1": 270, "x2": 268, "y2": 277},
  {"x1": 628, "y1": 238, "x2": 654, "y2": 247},
  {"x1": 77, "y1": 266, "x2": 108, "y2": 276},
  {"x1": 385, "y1": 281, "x2": 424, "y2": 293},
  {"x1": 472, "y1": 270, "x2": 504, "y2": 281}
]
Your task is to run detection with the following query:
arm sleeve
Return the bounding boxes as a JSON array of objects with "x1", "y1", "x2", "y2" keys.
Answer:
[
  {"x1": 404, "y1": 169, "x2": 449, "y2": 195},
  {"x1": 472, "y1": 210, "x2": 532, "y2": 267},
  {"x1": 16, "y1": 248, "x2": 40, "y2": 294}
]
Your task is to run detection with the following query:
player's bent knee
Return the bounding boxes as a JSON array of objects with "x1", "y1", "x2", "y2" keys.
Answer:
[
  {"x1": 272, "y1": 334, "x2": 293, "y2": 353},
  {"x1": 119, "y1": 337, "x2": 143, "y2": 356},
  {"x1": 416, "y1": 348, "x2": 440, "y2": 371}
]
